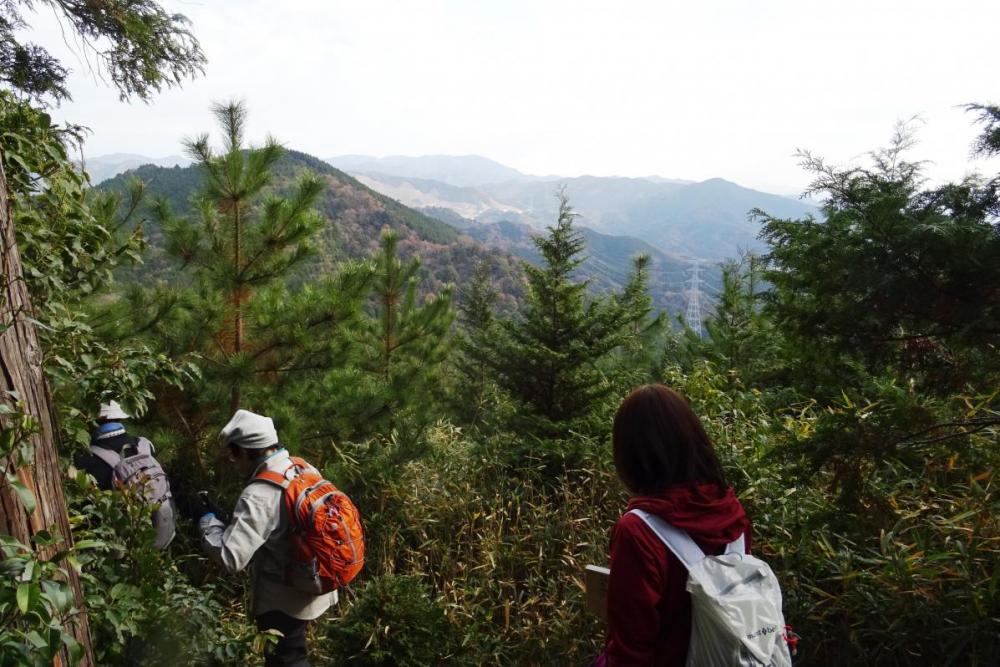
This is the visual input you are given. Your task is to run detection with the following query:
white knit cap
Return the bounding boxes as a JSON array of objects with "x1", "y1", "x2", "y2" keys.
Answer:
[
  {"x1": 220, "y1": 409, "x2": 279, "y2": 449},
  {"x1": 98, "y1": 400, "x2": 130, "y2": 421}
]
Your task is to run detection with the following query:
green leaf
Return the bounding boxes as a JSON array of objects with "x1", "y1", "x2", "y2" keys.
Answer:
[
  {"x1": 25, "y1": 630, "x2": 47, "y2": 649},
  {"x1": 16, "y1": 581, "x2": 38, "y2": 614},
  {"x1": 65, "y1": 554, "x2": 81, "y2": 573},
  {"x1": 32, "y1": 530, "x2": 55, "y2": 547},
  {"x1": 7, "y1": 152, "x2": 31, "y2": 175},
  {"x1": 47, "y1": 626, "x2": 63, "y2": 657},
  {"x1": 74, "y1": 428, "x2": 91, "y2": 447},
  {"x1": 10, "y1": 479, "x2": 36, "y2": 516},
  {"x1": 72, "y1": 539, "x2": 104, "y2": 551},
  {"x1": 41, "y1": 580, "x2": 71, "y2": 613},
  {"x1": 62, "y1": 633, "x2": 84, "y2": 665}
]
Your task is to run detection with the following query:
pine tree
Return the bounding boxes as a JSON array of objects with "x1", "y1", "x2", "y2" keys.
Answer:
[
  {"x1": 158, "y1": 101, "x2": 317, "y2": 410},
  {"x1": 488, "y1": 193, "x2": 629, "y2": 439},
  {"x1": 315, "y1": 229, "x2": 454, "y2": 447},
  {"x1": 146, "y1": 101, "x2": 369, "y2": 483}
]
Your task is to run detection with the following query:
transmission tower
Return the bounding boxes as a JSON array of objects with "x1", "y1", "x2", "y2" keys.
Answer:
[{"x1": 684, "y1": 260, "x2": 705, "y2": 337}]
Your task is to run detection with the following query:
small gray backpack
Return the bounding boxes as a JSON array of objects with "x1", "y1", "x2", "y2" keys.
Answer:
[{"x1": 90, "y1": 437, "x2": 177, "y2": 549}]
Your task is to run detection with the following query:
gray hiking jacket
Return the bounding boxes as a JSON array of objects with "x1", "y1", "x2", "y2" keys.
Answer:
[{"x1": 199, "y1": 448, "x2": 336, "y2": 620}]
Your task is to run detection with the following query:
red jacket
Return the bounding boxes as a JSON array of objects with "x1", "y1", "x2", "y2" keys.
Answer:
[{"x1": 604, "y1": 484, "x2": 751, "y2": 667}]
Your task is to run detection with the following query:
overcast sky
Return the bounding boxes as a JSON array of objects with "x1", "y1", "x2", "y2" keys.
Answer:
[{"x1": 30, "y1": 0, "x2": 1000, "y2": 194}]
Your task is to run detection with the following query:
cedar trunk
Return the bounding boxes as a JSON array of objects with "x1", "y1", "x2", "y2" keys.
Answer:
[{"x1": 0, "y1": 155, "x2": 95, "y2": 664}]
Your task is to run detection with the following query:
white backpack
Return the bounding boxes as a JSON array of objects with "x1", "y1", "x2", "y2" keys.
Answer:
[{"x1": 629, "y1": 509, "x2": 793, "y2": 667}]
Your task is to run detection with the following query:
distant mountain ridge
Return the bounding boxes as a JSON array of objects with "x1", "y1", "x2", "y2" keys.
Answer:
[
  {"x1": 449, "y1": 216, "x2": 708, "y2": 316},
  {"x1": 87, "y1": 154, "x2": 815, "y2": 261},
  {"x1": 98, "y1": 150, "x2": 717, "y2": 319},
  {"x1": 96, "y1": 151, "x2": 527, "y2": 312},
  {"x1": 88, "y1": 149, "x2": 805, "y2": 316},
  {"x1": 328, "y1": 154, "x2": 538, "y2": 187},
  {"x1": 432, "y1": 205, "x2": 707, "y2": 314},
  {"x1": 324, "y1": 154, "x2": 817, "y2": 260},
  {"x1": 82, "y1": 153, "x2": 191, "y2": 185}
]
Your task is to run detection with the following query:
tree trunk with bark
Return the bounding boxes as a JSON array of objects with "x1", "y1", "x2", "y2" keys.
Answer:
[{"x1": 0, "y1": 156, "x2": 94, "y2": 665}]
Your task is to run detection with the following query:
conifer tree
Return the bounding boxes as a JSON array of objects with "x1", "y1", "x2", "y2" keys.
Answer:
[
  {"x1": 488, "y1": 194, "x2": 629, "y2": 439},
  {"x1": 449, "y1": 261, "x2": 501, "y2": 425},
  {"x1": 0, "y1": 0, "x2": 204, "y2": 104},
  {"x1": 614, "y1": 253, "x2": 668, "y2": 383},
  {"x1": 315, "y1": 229, "x2": 454, "y2": 446},
  {"x1": 758, "y1": 120, "x2": 1000, "y2": 391},
  {"x1": 701, "y1": 253, "x2": 778, "y2": 386},
  {"x1": 159, "y1": 101, "x2": 315, "y2": 409},
  {"x1": 147, "y1": 101, "x2": 369, "y2": 477}
]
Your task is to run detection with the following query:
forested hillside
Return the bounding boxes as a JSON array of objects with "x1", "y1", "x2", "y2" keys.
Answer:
[
  {"x1": 99, "y1": 149, "x2": 716, "y2": 318},
  {"x1": 450, "y1": 216, "x2": 709, "y2": 315},
  {"x1": 0, "y1": 3, "x2": 997, "y2": 666},
  {"x1": 99, "y1": 150, "x2": 526, "y2": 311}
]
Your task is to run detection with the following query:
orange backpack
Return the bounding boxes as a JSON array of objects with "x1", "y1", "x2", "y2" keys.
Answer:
[{"x1": 255, "y1": 456, "x2": 364, "y2": 594}]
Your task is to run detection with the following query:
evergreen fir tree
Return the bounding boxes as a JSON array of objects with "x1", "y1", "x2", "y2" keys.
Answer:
[
  {"x1": 488, "y1": 193, "x2": 630, "y2": 440},
  {"x1": 614, "y1": 253, "x2": 669, "y2": 384},
  {"x1": 449, "y1": 261, "x2": 502, "y2": 426},
  {"x1": 701, "y1": 253, "x2": 779, "y2": 386}
]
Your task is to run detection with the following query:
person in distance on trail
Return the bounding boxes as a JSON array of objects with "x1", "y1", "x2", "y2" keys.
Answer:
[
  {"x1": 198, "y1": 409, "x2": 337, "y2": 667},
  {"x1": 75, "y1": 400, "x2": 176, "y2": 549},
  {"x1": 600, "y1": 384, "x2": 752, "y2": 666}
]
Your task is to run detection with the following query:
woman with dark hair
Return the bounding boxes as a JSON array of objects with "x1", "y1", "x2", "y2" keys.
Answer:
[{"x1": 602, "y1": 384, "x2": 750, "y2": 666}]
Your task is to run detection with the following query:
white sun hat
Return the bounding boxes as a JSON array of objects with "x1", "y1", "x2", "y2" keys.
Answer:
[{"x1": 98, "y1": 400, "x2": 130, "y2": 421}]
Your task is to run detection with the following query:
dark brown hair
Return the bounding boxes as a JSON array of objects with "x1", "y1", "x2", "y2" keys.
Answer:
[{"x1": 612, "y1": 384, "x2": 727, "y2": 495}]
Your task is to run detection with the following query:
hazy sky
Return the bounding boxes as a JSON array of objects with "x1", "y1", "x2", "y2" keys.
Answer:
[{"x1": 31, "y1": 0, "x2": 1000, "y2": 194}]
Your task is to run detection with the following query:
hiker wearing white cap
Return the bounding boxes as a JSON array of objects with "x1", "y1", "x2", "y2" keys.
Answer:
[
  {"x1": 78, "y1": 401, "x2": 134, "y2": 488},
  {"x1": 75, "y1": 400, "x2": 177, "y2": 549},
  {"x1": 199, "y1": 409, "x2": 337, "y2": 667}
]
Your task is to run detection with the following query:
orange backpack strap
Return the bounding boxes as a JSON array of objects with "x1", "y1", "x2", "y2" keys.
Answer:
[
  {"x1": 289, "y1": 456, "x2": 318, "y2": 475},
  {"x1": 253, "y1": 456, "x2": 318, "y2": 489},
  {"x1": 254, "y1": 469, "x2": 291, "y2": 489},
  {"x1": 254, "y1": 458, "x2": 301, "y2": 489}
]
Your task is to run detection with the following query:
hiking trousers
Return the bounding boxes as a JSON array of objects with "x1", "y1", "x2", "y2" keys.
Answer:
[{"x1": 256, "y1": 610, "x2": 310, "y2": 667}]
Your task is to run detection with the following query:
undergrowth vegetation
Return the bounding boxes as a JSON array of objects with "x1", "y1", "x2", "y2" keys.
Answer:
[{"x1": 1, "y1": 88, "x2": 998, "y2": 666}]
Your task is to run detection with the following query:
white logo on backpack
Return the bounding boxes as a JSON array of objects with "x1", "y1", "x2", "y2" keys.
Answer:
[{"x1": 629, "y1": 509, "x2": 792, "y2": 667}]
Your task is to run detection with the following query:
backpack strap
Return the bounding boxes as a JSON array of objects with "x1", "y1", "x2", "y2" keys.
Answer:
[
  {"x1": 252, "y1": 454, "x2": 322, "y2": 490},
  {"x1": 135, "y1": 437, "x2": 155, "y2": 457},
  {"x1": 289, "y1": 456, "x2": 320, "y2": 476},
  {"x1": 89, "y1": 445, "x2": 122, "y2": 469},
  {"x1": 725, "y1": 534, "x2": 746, "y2": 555},
  {"x1": 254, "y1": 469, "x2": 293, "y2": 489},
  {"x1": 628, "y1": 509, "x2": 705, "y2": 568},
  {"x1": 253, "y1": 455, "x2": 302, "y2": 490}
]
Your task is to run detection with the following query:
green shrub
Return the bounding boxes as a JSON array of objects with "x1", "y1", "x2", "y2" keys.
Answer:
[
  {"x1": 66, "y1": 471, "x2": 272, "y2": 666},
  {"x1": 669, "y1": 363, "x2": 1000, "y2": 666},
  {"x1": 364, "y1": 423, "x2": 622, "y2": 666},
  {"x1": 325, "y1": 574, "x2": 462, "y2": 666}
]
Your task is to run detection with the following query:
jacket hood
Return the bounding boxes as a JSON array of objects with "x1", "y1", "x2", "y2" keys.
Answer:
[{"x1": 627, "y1": 483, "x2": 749, "y2": 550}]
